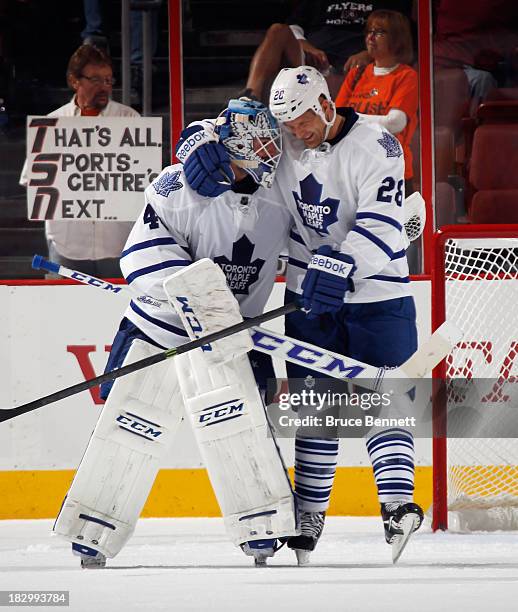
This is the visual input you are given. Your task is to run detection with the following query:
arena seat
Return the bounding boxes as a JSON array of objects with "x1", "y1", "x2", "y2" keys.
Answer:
[
  {"x1": 467, "y1": 124, "x2": 518, "y2": 222},
  {"x1": 476, "y1": 100, "x2": 518, "y2": 123},
  {"x1": 469, "y1": 190, "x2": 518, "y2": 223}
]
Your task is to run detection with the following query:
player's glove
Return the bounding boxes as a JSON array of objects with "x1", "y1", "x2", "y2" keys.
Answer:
[
  {"x1": 175, "y1": 125, "x2": 234, "y2": 197},
  {"x1": 301, "y1": 245, "x2": 356, "y2": 319}
]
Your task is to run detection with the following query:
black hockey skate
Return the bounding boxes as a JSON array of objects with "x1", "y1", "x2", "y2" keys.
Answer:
[
  {"x1": 381, "y1": 501, "x2": 424, "y2": 563},
  {"x1": 287, "y1": 511, "x2": 326, "y2": 566},
  {"x1": 72, "y1": 543, "x2": 106, "y2": 569},
  {"x1": 241, "y1": 539, "x2": 279, "y2": 567}
]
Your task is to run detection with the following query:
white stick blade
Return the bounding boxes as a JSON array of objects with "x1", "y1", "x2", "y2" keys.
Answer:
[{"x1": 399, "y1": 320, "x2": 463, "y2": 379}]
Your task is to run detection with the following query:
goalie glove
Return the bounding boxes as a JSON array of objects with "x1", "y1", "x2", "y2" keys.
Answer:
[
  {"x1": 301, "y1": 245, "x2": 356, "y2": 319},
  {"x1": 175, "y1": 125, "x2": 234, "y2": 197}
]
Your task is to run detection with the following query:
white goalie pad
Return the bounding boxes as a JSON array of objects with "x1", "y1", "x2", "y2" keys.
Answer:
[
  {"x1": 53, "y1": 339, "x2": 184, "y2": 558},
  {"x1": 176, "y1": 349, "x2": 298, "y2": 546},
  {"x1": 163, "y1": 258, "x2": 253, "y2": 367}
]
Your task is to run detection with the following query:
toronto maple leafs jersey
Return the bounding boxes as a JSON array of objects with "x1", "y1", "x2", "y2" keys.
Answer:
[
  {"x1": 119, "y1": 165, "x2": 292, "y2": 348},
  {"x1": 271, "y1": 108, "x2": 413, "y2": 304}
]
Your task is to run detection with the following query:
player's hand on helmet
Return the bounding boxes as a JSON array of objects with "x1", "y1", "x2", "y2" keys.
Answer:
[
  {"x1": 175, "y1": 125, "x2": 234, "y2": 198},
  {"x1": 301, "y1": 245, "x2": 356, "y2": 319}
]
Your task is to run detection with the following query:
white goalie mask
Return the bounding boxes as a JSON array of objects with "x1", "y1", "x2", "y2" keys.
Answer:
[
  {"x1": 215, "y1": 98, "x2": 282, "y2": 188},
  {"x1": 269, "y1": 66, "x2": 336, "y2": 139}
]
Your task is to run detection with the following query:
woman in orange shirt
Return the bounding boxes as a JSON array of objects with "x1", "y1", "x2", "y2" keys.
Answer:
[{"x1": 336, "y1": 10, "x2": 418, "y2": 195}]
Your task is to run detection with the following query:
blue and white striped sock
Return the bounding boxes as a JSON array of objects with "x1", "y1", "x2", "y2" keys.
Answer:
[
  {"x1": 366, "y1": 428, "x2": 415, "y2": 503},
  {"x1": 294, "y1": 436, "x2": 339, "y2": 512}
]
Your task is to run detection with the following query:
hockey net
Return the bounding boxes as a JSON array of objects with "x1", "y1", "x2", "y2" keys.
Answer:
[{"x1": 432, "y1": 225, "x2": 518, "y2": 531}]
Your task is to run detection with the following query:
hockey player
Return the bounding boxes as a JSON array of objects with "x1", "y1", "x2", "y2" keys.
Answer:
[
  {"x1": 53, "y1": 98, "x2": 298, "y2": 568},
  {"x1": 178, "y1": 67, "x2": 424, "y2": 564}
]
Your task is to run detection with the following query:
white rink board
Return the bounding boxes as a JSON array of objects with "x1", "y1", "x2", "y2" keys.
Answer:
[{"x1": 0, "y1": 280, "x2": 431, "y2": 471}]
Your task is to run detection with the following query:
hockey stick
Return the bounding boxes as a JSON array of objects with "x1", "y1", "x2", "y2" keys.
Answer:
[
  {"x1": 0, "y1": 301, "x2": 298, "y2": 423},
  {"x1": 30, "y1": 255, "x2": 462, "y2": 391}
]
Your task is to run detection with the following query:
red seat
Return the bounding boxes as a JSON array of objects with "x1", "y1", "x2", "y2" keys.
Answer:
[
  {"x1": 476, "y1": 100, "x2": 518, "y2": 123},
  {"x1": 467, "y1": 124, "x2": 518, "y2": 222},
  {"x1": 470, "y1": 191, "x2": 518, "y2": 223},
  {"x1": 470, "y1": 124, "x2": 518, "y2": 191}
]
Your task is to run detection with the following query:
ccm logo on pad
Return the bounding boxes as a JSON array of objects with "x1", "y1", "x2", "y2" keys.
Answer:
[
  {"x1": 197, "y1": 400, "x2": 245, "y2": 427},
  {"x1": 116, "y1": 413, "x2": 163, "y2": 440},
  {"x1": 308, "y1": 254, "x2": 353, "y2": 278}
]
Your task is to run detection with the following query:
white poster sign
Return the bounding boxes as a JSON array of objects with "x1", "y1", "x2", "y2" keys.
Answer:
[{"x1": 25, "y1": 116, "x2": 162, "y2": 221}]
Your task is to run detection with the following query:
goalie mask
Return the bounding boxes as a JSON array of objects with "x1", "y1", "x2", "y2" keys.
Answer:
[
  {"x1": 269, "y1": 66, "x2": 336, "y2": 139},
  {"x1": 215, "y1": 98, "x2": 282, "y2": 188}
]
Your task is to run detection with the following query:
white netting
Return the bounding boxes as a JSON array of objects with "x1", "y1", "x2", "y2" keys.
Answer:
[{"x1": 443, "y1": 236, "x2": 518, "y2": 531}]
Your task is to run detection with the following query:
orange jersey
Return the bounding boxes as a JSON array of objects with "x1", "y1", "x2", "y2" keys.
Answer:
[{"x1": 335, "y1": 63, "x2": 418, "y2": 179}]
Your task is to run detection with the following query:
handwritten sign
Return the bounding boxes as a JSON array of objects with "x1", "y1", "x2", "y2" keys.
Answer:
[{"x1": 26, "y1": 116, "x2": 162, "y2": 221}]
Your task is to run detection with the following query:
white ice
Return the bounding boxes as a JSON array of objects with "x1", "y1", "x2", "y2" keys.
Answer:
[{"x1": 1, "y1": 517, "x2": 518, "y2": 612}]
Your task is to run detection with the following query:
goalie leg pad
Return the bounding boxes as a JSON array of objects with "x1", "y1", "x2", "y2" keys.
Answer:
[
  {"x1": 176, "y1": 350, "x2": 298, "y2": 546},
  {"x1": 53, "y1": 339, "x2": 184, "y2": 558}
]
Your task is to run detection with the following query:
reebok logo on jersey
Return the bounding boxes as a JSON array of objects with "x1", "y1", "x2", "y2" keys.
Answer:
[
  {"x1": 377, "y1": 132, "x2": 402, "y2": 158},
  {"x1": 292, "y1": 174, "x2": 339, "y2": 236},
  {"x1": 153, "y1": 171, "x2": 183, "y2": 197},
  {"x1": 214, "y1": 234, "x2": 265, "y2": 295},
  {"x1": 308, "y1": 254, "x2": 353, "y2": 278}
]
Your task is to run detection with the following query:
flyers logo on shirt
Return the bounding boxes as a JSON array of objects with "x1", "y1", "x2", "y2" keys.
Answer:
[{"x1": 292, "y1": 173, "x2": 339, "y2": 236}]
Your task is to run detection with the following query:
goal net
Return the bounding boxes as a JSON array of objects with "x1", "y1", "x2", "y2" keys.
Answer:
[{"x1": 432, "y1": 225, "x2": 518, "y2": 531}]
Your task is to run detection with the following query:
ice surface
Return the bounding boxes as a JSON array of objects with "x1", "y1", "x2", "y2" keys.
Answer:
[{"x1": 1, "y1": 517, "x2": 518, "y2": 612}]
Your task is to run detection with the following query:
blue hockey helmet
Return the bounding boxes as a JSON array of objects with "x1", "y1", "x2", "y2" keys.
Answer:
[{"x1": 215, "y1": 98, "x2": 282, "y2": 188}]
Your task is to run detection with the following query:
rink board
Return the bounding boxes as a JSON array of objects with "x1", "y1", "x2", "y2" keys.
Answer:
[{"x1": 0, "y1": 280, "x2": 431, "y2": 519}]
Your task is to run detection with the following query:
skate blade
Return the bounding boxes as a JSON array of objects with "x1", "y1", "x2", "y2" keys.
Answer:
[
  {"x1": 295, "y1": 549, "x2": 311, "y2": 566},
  {"x1": 80, "y1": 558, "x2": 106, "y2": 569},
  {"x1": 391, "y1": 513, "x2": 419, "y2": 564},
  {"x1": 254, "y1": 557, "x2": 268, "y2": 567}
]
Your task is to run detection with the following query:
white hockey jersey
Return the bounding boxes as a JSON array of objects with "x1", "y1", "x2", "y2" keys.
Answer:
[
  {"x1": 120, "y1": 165, "x2": 292, "y2": 348},
  {"x1": 271, "y1": 109, "x2": 413, "y2": 304}
]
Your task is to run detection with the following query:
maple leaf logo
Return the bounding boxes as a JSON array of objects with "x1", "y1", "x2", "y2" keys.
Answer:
[
  {"x1": 377, "y1": 131, "x2": 402, "y2": 158},
  {"x1": 292, "y1": 173, "x2": 339, "y2": 236},
  {"x1": 153, "y1": 170, "x2": 183, "y2": 197},
  {"x1": 213, "y1": 235, "x2": 265, "y2": 295}
]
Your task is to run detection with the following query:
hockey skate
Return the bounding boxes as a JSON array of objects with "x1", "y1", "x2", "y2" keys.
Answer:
[
  {"x1": 381, "y1": 501, "x2": 424, "y2": 564},
  {"x1": 72, "y1": 543, "x2": 107, "y2": 569},
  {"x1": 241, "y1": 539, "x2": 279, "y2": 567},
  {"x1": 287, "y1": 511, "x2": 326, "y2": 566}
]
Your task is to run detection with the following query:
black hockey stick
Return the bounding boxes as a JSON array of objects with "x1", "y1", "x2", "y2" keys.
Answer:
[{"x1": 0, "y1": 302, "x2": 298, "y2": 424}]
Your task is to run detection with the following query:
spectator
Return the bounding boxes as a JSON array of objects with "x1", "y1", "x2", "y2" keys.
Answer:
[
  {"x1": 81, "y1": 0, "x2": 109, "y2": 50},
  {"x1": 241, "y1": 0, "x2": 413, "y2": 103},
  {"x1": 19, "y1": 45, "x2": 139, "y2": 278},
  {"x1": 433, "y1": 0, "x2": 518, "y2": 114},
  {"x1": 335, "y1": 9, "x2": 418, "y2": 195}
]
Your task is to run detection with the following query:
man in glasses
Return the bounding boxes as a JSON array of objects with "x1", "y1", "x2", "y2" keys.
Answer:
[{"x1": 20, "y1": 44, "x2": 139, "y2": 278}]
